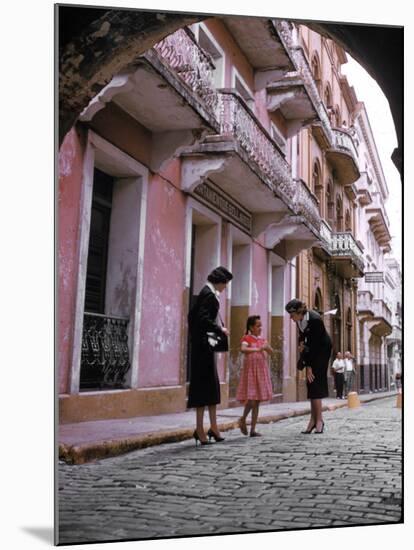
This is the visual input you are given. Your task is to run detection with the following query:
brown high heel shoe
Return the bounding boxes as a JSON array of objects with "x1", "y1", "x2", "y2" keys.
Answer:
[
  {"x1": 193, "y1": 430, "x2": 210, "y2": 446},
  {"x1": 207, "y1": 428, "x2": 225, "y2": 442}
]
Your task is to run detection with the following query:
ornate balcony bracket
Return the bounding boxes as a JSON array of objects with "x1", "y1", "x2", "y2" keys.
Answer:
[
  {"x1": 254, "y1": 68, "x2": 287, "y2": 90},
  {"x1": 150, "y1": 128, "x2": 210, "y2": 172},
  {"x1": 251, "y1": 212, "x2": 286, "y2": 238},
  {"x1": 79, "y1": 73, "x2": 135, "y2": 122},
  {"x1": 181, "y1": 155, "x2": 231, "y2": 193},
  {"x1": 263, "y1": 218, "x2": 299, "y2": 249}
]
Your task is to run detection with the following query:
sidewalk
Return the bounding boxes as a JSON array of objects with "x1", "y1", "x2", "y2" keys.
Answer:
[{"x1": 59, "y1": 390, "x2": 398, "y2": 464}]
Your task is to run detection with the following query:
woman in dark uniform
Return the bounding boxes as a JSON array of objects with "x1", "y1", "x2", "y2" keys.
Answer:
[
  {"x1": 285, "y1": 299, "x2": 332, "y2": 434},
  {"x1": 188, "y1": 266, "x2": 233, "y2": 445}
]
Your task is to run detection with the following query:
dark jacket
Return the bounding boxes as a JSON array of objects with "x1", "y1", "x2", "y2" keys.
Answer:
[
  {"x1": 187, "y1": 285, "x2": 223, "y2": 408},
  {"x1": 188, "y1": 285, "x2": 223, "y2": 343},
  {"x1": 298, "y1": 310, "x2": 332, "y2": 369}
]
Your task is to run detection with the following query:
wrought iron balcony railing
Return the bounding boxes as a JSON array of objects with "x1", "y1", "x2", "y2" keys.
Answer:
[
  {"x1": 319, "y1": 219, "x2": 333, "y2": 249},
  {"x1": 330, "y1": 231, "x2": 365, "y2": 272},
  {"x1": 373, "y1": 299, "x2": 392, "y2": 325},
  {"x1": 80, "y1": 312, "x2": 131, "y2": 390},
  {"x1": 332, "y1": 128, "x2": 359, "y2": 163},
  {"x1": 218, "y1": 90, "x2": 296, "y2": 204},
  {"x1": 294, "y1": 179, "x2": 321, "y2": 231},
  {"x1": 273, "y1": 20, "x2": 334, "y2": 146},
  {"x1": 358, "y1": 290, "x2": 374, "y2": 314},
  {"x1": 153, "y1": 28, "x2": 219, "y2": 115}
]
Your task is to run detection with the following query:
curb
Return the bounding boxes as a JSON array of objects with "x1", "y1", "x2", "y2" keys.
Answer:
[{"x1": 59, "y1": 393, "x2": 396, "y2": 465}]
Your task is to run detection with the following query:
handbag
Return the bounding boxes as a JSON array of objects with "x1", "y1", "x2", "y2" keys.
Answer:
[
  {"x1": 206, "y1": 312, "x2": 228, "y2": 353},
  {"x1": 206, "y1": 331, "x2": 229, "y2": 352}
]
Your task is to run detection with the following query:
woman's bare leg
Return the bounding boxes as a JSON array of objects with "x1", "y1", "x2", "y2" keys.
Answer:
[
  {"x1": 196, "y1": 406, "x2": 207, "y2": 441},
  {"x1": 250, "y1": 401, "x2": 260, "y2": 434},
  {"x1": 208, "y1": 404, "x2": 221, "y2": 436},
  {"x1": 314, "y1": 399, "x2": 323, "y2": 431},
  {"x1": 305, "y1": 400, "x2": 316, "y2": 430}
]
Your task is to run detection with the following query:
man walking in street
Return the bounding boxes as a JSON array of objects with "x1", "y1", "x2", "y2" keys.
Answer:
[{"x1": 344, "y1": 351, "x2": 356, "y2": 396}]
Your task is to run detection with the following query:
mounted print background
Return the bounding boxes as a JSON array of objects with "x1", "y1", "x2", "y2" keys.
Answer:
[{"x1": 56, "y1": 1, "x2": 403, "y2": 546}]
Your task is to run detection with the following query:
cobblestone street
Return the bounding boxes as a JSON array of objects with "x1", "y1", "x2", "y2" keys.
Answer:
[{"x1": 58, "y1": 397, "x2": 402, "y2": 545}]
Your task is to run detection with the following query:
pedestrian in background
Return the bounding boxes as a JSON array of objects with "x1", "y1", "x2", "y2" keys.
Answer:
[
  {"x1": 331, "y1": 351, "x2": 345, "y2": 399},
  {"x1": 344, "y1": 351, "x2": 356, "y2": 396},
  {"x1": 187, "y1": 266, "x2": 233, "y2": 446},
  {"x1": 286, "y1": 299, "x2": 332, "y2": 434},
  {"x1": 237, "y1": 315, "x2": 273, "y2": 437}
]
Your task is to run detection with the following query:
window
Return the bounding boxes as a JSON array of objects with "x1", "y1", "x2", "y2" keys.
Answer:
[
  {"x1": 326, "y1": 180, "x2": 334, "y2": 226},
  {"x1": 192, "y1": 23, "x2": 225, "y2": 88},
  {"x1": 311, "y1": 53, "x2": 322, "y2": 95},
  {"x1": 335, "y1": 195, "x2": 343, "y2": 232},
  {"x1": 232, "y1": 69, "x2": 255, "y2": 113},
  {"x1": 345, "y1": 208, "x2": 352, "y2": 232},
  {"x1": 312, "y1": 160, "x2": 323, "y2": 214}
]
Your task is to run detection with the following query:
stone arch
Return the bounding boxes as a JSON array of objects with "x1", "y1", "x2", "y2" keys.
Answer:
[{"x1": 57, "y1": 6, "x2": 402, "y2": 174}]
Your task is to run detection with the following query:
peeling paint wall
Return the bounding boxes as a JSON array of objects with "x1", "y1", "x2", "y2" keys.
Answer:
[
  {"x1": 58, "y1": 127, "x2": 87, "y2": 394},
  {"x1": 251, "y1": 242, "x2": 269, "y2": 337},
  {"x1": 138, "y1": 167, "x2": 186, "y2": 387}
]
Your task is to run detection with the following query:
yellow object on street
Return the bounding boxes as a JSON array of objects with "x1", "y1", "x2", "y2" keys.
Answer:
[
  {"x1": 347, "y1": 391, "x2": 361, "y2": 409},
  {"x1": 396, "y1": 391, "x2": 402, "y2": 409}
]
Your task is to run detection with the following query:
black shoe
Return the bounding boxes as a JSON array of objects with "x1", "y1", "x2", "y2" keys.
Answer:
[
  {"x1": 301, "y1": 424, "x2": 316, "y2": 434},
  {"x1": 193, "y1": 430, "x2": 210, "y2": 446},
  {"x1": 315, "y1": 422, "x2": 325, "y2": 434},
  {"x1": 207, "y1": 428, "x2": 225, "y2": 442}
]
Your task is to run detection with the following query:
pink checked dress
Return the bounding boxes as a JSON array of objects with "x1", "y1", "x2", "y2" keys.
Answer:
[{"x1": 236, "y1": 334, "x2": 273, "y2": 402}]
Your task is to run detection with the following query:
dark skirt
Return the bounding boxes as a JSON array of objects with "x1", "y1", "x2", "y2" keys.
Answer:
[
  {"x1": 307, "y1": 350, "x2": 331, "y2": 399},
  {"x1": 187, "y1": 340, "x2": 220, "y2": 408}
]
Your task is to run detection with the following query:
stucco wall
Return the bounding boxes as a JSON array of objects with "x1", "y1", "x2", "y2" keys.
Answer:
[
  {"x1": 138, "y1": 164, "x2": 187, "y2": 387},
  {"x1": 58, "y1": 127, "x2": 87, "y2": 394}
]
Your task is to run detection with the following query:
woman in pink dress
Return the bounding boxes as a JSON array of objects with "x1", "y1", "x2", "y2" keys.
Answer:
[{"x1": 236, "y1": 315, "x2": 273, "y2": 437}]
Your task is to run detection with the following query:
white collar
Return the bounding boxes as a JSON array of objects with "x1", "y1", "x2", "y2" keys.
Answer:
[{"x1": 206, "y1": 281, "x2": 220, "y2": 299}]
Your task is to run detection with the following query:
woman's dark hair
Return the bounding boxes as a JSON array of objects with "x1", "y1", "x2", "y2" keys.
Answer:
[
  {"x1": 285, "y1": 299, "x2": 307, "y2": 314},
  {"x1": 246, "y1": 315, "x2": 261, "y2": 334},
  {"x1": 207, "y1": 266, "x2": 233, "y2": 284}
]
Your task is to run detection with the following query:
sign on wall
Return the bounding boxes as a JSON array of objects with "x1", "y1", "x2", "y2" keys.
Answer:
[{"x1": 194, "y1": 180, "x2": 252, "y2": 233}]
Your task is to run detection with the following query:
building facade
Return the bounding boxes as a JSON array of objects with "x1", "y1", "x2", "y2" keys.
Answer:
[{"x1": 58, "y1": 17, "x2": 399, "y2": 423}]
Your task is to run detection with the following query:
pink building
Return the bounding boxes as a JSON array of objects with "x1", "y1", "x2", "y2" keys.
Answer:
[{"x1": 58, "y1": 17, "x2": 396, "y2": 424}]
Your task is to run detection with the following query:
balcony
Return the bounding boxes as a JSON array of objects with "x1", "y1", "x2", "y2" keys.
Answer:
[
  {"x1": 220, "y1": 16, "x2": 295, "y2": 88},
  {"x1": 274, "y1": 21, "x2": 333, "y2": 147},
  {"x1": 366, "y1": 204, "x2": 392, "y2": 251},
  {"x1": 371, "y1": 299, "x2": 393, "y2": 337},
  {"x1": 79, "y1": 28, "x2": 220, "y2": 170},
  {"x1": 357, "y1": 290, "x2": 375, "y2": 317},
  {"x1": 355, "y1": 172, "x2": 373, "y2": 206},
  {"x1": 326, "y1": 128, "x2": 360, "y2": 185},
  {"x1": 329, "y1": 232, "x2": 365, "y2": 278},
  {"x1": 181, "y1": 90, "x2": 297, "y2": 211},
  {"x1": 266, "y1": 73, "x2": 319, "y2": 137},
  {"x1": 294, "y1": 179, "x2": 321, "y2": 234}
]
